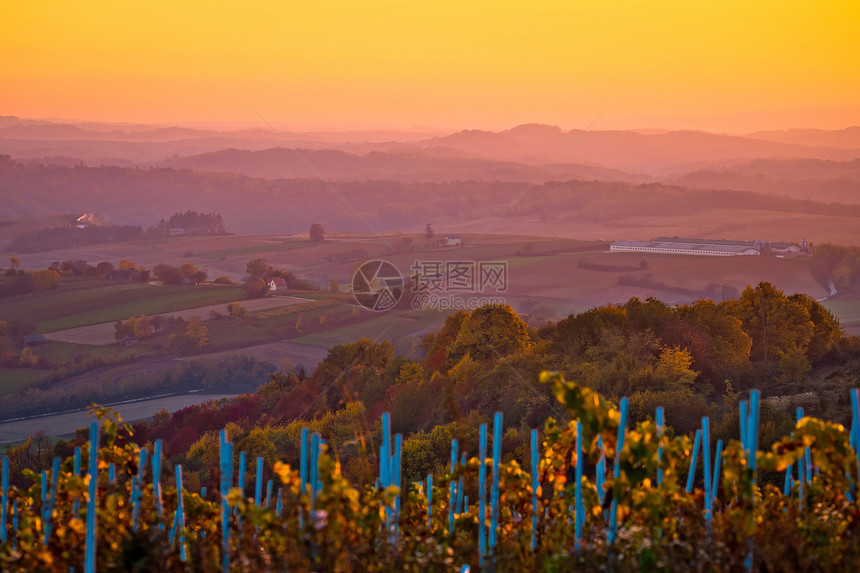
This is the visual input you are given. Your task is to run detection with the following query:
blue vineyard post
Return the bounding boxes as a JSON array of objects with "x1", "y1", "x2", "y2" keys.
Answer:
[
  {"x1": 530, "y1": 429, "x2": 539, "y2": 551},
  {"x1": 686, "y1": 430, "x2": 702, "y2": 494},
  {"x1": 1, "y1": 455, "x2": 9, "y2": 545},
  {"x1": 84, "y1": 422, "x2": 99, "y2": 573},
  {"x1": 489, "y1": 412, "x2": 503, "y2": 554},
  {"x1": 219, "y1": 429, "x2": 234, "y2": 573},
  {"x1": 478, "y1": 423, "x2": 487, "y2": 565},
  {"x1": 608, "y1": 397, "x2": 628, "y2": 544}
]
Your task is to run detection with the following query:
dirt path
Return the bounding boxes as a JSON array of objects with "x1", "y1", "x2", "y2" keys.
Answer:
[
  {"x1": 43, "y1": 296, "x2": 312, "y2": 345},
  {"x1": 0, "y1": 393, "x2": 235, "y2": 444}
]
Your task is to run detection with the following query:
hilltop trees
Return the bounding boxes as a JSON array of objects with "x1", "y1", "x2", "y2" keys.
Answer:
[
  {"x1": 152, "y1": 262, "x2": 206, "y2": 285},
  {"x1": 156, "y1": 210, "x2": 226, "y2": 235},
  {"x1": 309, "y1": 223, "x2": 325, "y2": 242},
  {"x1": 31, "y1": 269, "x2": 61, "y2": 292},
  {"x1": 728, "y1": 282, "x2": 815, "y2": 362},
  {"x1": 0, "y1": 268, "x2": 62, "y2": 297},
  {"x1": 246, "y1": 258, "x2": 271, "y2": 279},
  {"x1": 242, "y1": 278, "x2": 269, "y2": 299},
  {"x1": 446, "y1": 304, "x2": 533, "y2": 366},
  {"x1": 168, "y1": 316, "x2": 209, "y2": 355},
  {"x1": 96, "y1": 261, "x2": 115, "y2": 278}
]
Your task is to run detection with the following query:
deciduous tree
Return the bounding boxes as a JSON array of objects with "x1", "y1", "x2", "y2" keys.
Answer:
[{"x1": 309, "y1": 223, "x2": 325, "y2": 242}]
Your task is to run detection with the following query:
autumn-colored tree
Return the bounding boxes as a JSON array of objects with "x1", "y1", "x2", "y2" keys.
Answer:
[
  {"x1": 18, "y1": 346, "x2": 38, "y2": 367},
  {"x1": 242, "y1": 277, "x2": 269, "y2": 298},
  {"x1": 96, "y1": 261, "x2": 115, "y2": 278},
  {"x1": 179, "y1": 262, "x2": 198, "y2": 279},
  {"x1": 246, "y1": 258, "x2": 271, "y2": 279},
  {"x1": 150, "y1": 314, "x2": 166, "y2": 333},
  {"x1": 185, "y1": 316, "x2": 209, "y2": 348},
  {"x1": 227, "y1": 302, "x2": 248, "y2": 319},
  {"x1": 788, "y1": 292, "x2": 842, "y2": 360},
  {"x1": 126, "y1": 315, "x2": 154, "y2": 339},
  {"x1": 32, "y1": 269, "x2": 61, "y2": 292},
  {"x1": 446, "y1": 304, "x2": 533, "y2": 366},
  {"x1": 167, "y1": 317, "x2": 208, "y2": 355},
  {"x1": 7, "y1": 429, "x2": 53, "y2": 477},
  {"x1": 118, "y1": 259, "x2": 138, "y2": 271},
  {"x1": 422, "y1": 311, "x2": 469, "y2": 371},
  {"x1": 729, "y1": 282, "x2": 814, "y2": 362},
  {"x1": 153, "y1": 263, "x2": 183, "y2": 285},
  {"x1": 551, "y1": 303, "x2": 629, "y2": 358}
]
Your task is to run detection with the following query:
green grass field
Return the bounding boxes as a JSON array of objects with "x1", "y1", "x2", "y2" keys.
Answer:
[
  {"x1": 205, "y1": 297, "x2": 350, "y2": 347},
  {"x1": 198, "y1": 240, "x2": 313, "y2": 260},
  {"x1": 0, "y1": 283, "x2": 243, "y2": 332},
  {"x1": 822, "y1": 300, "x2": 860, "y2": 335},
  {"x1": 0, "y1": 368, "x2": 48, "y2": 394},
  {"x1": 293, "y1": 310, "x2": 451, "y2": 348}
]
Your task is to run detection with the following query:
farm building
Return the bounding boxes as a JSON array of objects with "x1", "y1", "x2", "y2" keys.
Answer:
[
  {"x1": 267, "y1": 277, "x2": 288, "y2": 291},
  {"x1": 23, "y1": 334, "x2": 47, "y2": 347},
  {"x1": 611, "y1": 237, "x2": 763, "y2": 257},
  {"x1": 611, "y1": 237, "x2": 808, "y2": 257},
  {"x1": 441, "y1": 234, "x2": 463, "y2": 246}
]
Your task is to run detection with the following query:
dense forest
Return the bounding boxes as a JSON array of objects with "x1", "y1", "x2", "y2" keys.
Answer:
[
  {"x1": 154, "y1": 211, "x2": 227, "y2": 236},
  {"x1": 3, "y1": 158, "x2": 860, "y2": 236}
]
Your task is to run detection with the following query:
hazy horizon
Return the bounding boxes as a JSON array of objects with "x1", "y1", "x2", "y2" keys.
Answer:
[
  {"x1": 3, "y1": 2, "x2": 859, "y2": 133},
  {"x1": 5, "y1": 107, "x2": 860, "y2": 137}
]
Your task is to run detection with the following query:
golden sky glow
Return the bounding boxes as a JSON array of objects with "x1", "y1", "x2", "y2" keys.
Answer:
[{"x1": 1, "y1": 1, "x2": 859, "y2": 131}]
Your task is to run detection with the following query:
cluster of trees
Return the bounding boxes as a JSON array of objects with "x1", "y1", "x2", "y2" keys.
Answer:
[
  {"x1": 152, "y1": 262, "x2": 207, "y2": 285},
  {"x1": 0, "y1": 316, "x2": 53, "y2": 369},
  {"x1": 111, "y1": 312, "x2": 209, "y2": 353},
  {"x1": 810, "y1": 243, "x2": 860, "y2": 294},
  {"x1": 113, "y1": 314, "x2": 168, "y2": 341},
  {"x1": 167, "y1": 316, "x2": 209, "y2": 355},
  {"x1": 104, "y1": 282, "x2": 856, "y2": 495},
  {"x1": 242, "y1": 258, "x2": 318, "y2": 298},
  {"x1": 4, "y1": 211, "x2": 226, "y2": 255},
  {"x1": 0, "y1": 267, "x2": 61, "y2": 297},
  {"x1": 154, "y1": 210, "x2": 227, "y2": 235},
  {"x1": 1, "y1": 258, "x2": 156, "y2": 298}
]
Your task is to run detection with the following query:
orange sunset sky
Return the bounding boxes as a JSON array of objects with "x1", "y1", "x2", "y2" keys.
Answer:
[{"x1": 2, "y1": 1, "x2": 859, "y2": 132}]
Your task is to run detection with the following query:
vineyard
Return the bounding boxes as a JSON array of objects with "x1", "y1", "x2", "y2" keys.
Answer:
[{"x1": 2, "y1": 373, "x2": 859, "y2": 572}]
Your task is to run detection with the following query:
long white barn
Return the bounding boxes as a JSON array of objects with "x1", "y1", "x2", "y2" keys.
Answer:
[{"x1": 610, "y1": 238, "x2": 761, "y2": 257}]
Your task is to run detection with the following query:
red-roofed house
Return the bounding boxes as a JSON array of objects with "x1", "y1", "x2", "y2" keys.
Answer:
[{"x1": 267, "y1": 277, "x2": 287, "y2": 291}]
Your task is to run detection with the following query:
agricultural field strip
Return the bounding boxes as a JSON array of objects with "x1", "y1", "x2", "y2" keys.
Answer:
[
  {"x1": 42, "y1": 296, "x2": 313, "y2": 346},
  {"x1": 0, "y1": 284, "x2": 244, "y2": 332},
  {"x1": 0, "y1": 393, "x2": 236, "y2": 445}
]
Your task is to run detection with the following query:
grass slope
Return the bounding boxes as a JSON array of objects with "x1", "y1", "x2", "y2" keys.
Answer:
[{"x1": 0, "y1": 283, "x2": 242, "y2": 332}]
